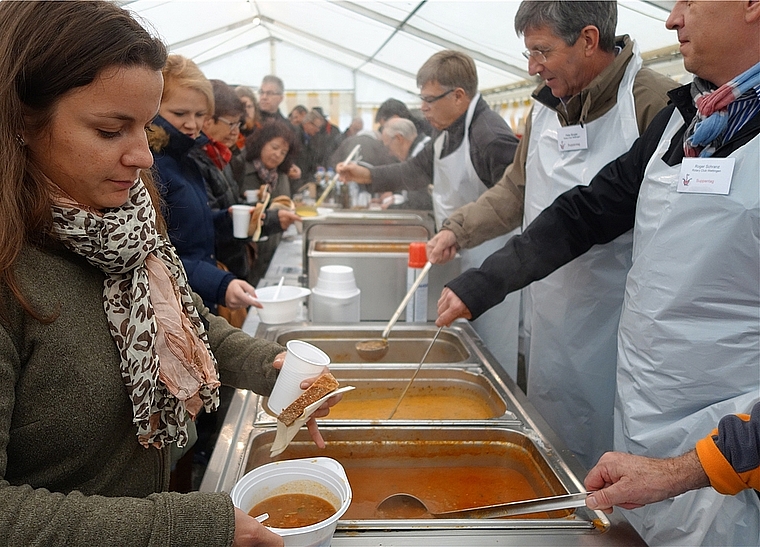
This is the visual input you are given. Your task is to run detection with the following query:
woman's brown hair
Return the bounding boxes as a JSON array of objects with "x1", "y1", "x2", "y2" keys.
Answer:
[
  {"x1": 244, "y1": 121, "x2": 300, "y2": 174},
  {"x1": 0, "y1": 1, "x2": 167, "y2": 321}
]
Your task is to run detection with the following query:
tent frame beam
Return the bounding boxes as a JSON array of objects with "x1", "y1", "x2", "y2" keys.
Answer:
[{"x1": 331, "y1": 0, "x2": 530, "y2": 80}]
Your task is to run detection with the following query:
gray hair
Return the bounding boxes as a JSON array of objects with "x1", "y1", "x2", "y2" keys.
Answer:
[
  {"x1": 514, "y1": 1, "x2": 617, "y2": 52},
  {"x1": 383, "y1": 118, "x2": 417, "y2": 142},
  {"x1": 303, "y1": 109, "x2": 325, "y2": 127},
  {"x1": 261, "y1": 74, "x2": 284, "y2": 94}
]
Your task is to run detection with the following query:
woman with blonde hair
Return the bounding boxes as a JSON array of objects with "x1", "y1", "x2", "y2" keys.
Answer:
[
  {"x1": 0, "y1": 3, "x2": 335, "y2": 545},
  {"x1": 149, "y1": 54, "x2": 259, "y2": 315}
]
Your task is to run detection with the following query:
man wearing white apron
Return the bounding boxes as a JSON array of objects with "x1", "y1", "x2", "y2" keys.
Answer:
[
  {"x1": 430, "y1": 1, "x2": 676, "y2": 470},
  {"x1": 431, "y1": 91, "x2": 521, "y2": 377},
  {"x1": 337, "y1": 50, "x2": 520, "y2": 375},
  {"x1": 437, "y1": 1, "x2": 760, "y2": 544}
]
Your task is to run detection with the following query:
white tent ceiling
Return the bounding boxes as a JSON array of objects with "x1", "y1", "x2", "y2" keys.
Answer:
[{"x1": 122, "y1": 0, "x2": 683, "y2": 109}]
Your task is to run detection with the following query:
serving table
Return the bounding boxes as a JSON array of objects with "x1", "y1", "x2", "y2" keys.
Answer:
[{"x1": 200, "y1": 221, "x2": 646, "y2": 546}]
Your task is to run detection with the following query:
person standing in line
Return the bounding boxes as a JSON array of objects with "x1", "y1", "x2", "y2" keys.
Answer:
[
  {"x1": 236, "y1": 85, "x2": 261, "y2": 141},
  {"x1": 338, "y1": 50, "x2": 521, "y2": 375},
  {"x1": 189, "y1": 79, "x2": 249, "y2": 279},
  {"x1": 426, "y1": 0, "x2": 677, "y2": 470},
  {"x1": 288, "y1": 104, "x2": 308, "y2": 127},
  {"x1": 0, "y1": 2, "x2": 340, "y2": 545},
  {"x1": 257, "y1": 75, "x2": 289, "y2": 125},
  {"x1": 437, "y1": 1, "x2": 760, "y2": 544},
  {"x1": 238, "y1": 121, "x2": 301, "y2": 286},
  {"x1": 148, "y1": 55, "x2": 257, "y2": 315}
]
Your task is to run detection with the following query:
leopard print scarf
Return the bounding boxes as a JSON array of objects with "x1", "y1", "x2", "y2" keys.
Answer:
[{"x1": 49, "y1": 181, "x2": 220, "y2": 449}]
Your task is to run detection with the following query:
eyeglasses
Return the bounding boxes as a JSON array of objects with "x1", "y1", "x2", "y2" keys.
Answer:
[
  {"x1": 522, "y1": 48, "x2": 552, "y2": 64},
  {"x1": 418, "y1": 88, "x2": 454, "y2": 104},
  {"x1": 217, "y1": 116, "x2": 242, "y2": 131},
  {"x1": 259, "y1": 90, "x2": 282, "y2": 97}
]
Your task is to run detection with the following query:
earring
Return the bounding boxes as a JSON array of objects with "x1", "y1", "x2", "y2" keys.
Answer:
[{"x1": 15, "y1": 134, "x2": 25, "y2": 146}]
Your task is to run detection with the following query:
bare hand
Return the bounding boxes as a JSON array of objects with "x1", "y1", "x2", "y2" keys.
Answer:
[
  {"x1": 225, "y1": 279, "x2": 262, "y2": 310},
  {"x1": 270, "y1": 355, "x2": 342, "y2": 448},
  {"x1": 271, "y1": 352, "x2": 287, "y2": 370},
  {"x1": 277, "y1": 209, "x2": 301, "y2": 230},
  {"x1": 287, "y1": 164, "x2": 302, "y2": 180},
  {"x1": 300, "y1": 367, "x2": 344, "y2": 448},
  {"x1": 233, "y1": 508, "x2": 283, "y2": 547},
  {"x1": 436, "y1": 287, "x2": 472, "y2": 327},
  {"x1": 427, "y1": 230, "x2": 458, "y2": 264},
  {"x1": 336, "y1": 162, "x2": 371, "y2": 184},
  {"x1": 584, "y1": 450, "x2": 710, "y2": 514}
]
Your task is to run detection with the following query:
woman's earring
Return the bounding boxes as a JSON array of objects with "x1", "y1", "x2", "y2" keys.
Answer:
[{"x1": 15, "y1": 134, "x2": 25, "y2": 146}]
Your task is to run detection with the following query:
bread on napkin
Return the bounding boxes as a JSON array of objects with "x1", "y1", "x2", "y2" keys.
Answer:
[{"x1": 277, "y1": 372, "x2": 339, "y2": 426}]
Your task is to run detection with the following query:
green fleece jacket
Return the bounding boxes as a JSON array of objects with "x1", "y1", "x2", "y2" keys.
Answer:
[{"x1": 0, "y1": 241, "x2": 284, "y2": 546}]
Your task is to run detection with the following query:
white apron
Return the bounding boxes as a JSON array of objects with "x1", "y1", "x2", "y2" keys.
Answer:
[
  {"x1": 433, "y1": 94, "x2": 520, "y2": 378},
  {"x1": 614, "y1": 108, "x2": 760, "y2": 546},
  {"x1": 522, "y1": 46, "x2": 642, "y2": 469}
]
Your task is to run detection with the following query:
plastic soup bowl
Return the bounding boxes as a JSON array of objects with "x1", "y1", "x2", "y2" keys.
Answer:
[
  {"x1": 230, "y1": 457, "x2": 352, "y2": 547},
  {"x1": 255, "y1": 285, "x2": 311, "y2": 324}
]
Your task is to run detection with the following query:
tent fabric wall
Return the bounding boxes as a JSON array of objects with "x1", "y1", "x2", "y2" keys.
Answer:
[{"x1": 123, "y1": 0, "x2": 683, "y2": 130}]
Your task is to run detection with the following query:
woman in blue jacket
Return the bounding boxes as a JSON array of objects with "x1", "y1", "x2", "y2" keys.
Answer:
[{"x1": 149, "y1": 55, "x2": 260, "y2": 314}]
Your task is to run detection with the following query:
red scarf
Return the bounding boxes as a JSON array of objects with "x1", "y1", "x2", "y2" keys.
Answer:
[{"x1": 203, "y1": 138, "x2": 232, "y2": 170}]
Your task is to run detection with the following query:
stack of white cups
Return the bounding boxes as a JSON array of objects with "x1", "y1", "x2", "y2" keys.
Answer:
[{"x1": 310, "y1": 265, "x2": 361, "y2": 323}]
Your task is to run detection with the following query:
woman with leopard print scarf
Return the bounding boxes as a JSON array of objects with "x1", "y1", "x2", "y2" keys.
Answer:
[{"x1": 0, "y1": 2, "x2": 338, "y2": 545}]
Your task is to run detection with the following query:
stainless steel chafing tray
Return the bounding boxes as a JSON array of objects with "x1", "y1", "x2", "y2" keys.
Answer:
[
  {"x1": 201, "y1": 322, "x2": 647, "y2": 546},
  {"x1": 243, "y1": 425, "x2": 595, "y2": 524},
  {"x1": 300, "y1": 210, "x2": 461, "y2": 321},
  {"x1": 273, "y1": 324, "x2": 471, "y2": 364}
]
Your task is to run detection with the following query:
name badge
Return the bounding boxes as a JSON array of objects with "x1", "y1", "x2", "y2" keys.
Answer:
[
  {"x1": 677, "y1": 158, "x2": 735, "y2": 195},
  {"x1": 557, "y1": 125, "x2": 588, "y2": 152}
]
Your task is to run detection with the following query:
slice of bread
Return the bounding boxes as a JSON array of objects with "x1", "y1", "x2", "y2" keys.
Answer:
[{"x1": 277, "y1": 372, "x2": 339, "y2": 426}]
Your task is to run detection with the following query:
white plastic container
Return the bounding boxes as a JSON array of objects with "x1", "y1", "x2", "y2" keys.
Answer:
[
  {"x1": 309, "y1": 265, "x2": 360, "y2": 323},
  {"x1": 268, "y1": 340, "x2": 330, "y2": 415},
  {"x1": 230, "y1": 457, "x2": 352, "y2": 547},
  {"x1": 255, "y1": 285, "x2": 311, "y2": 324}
]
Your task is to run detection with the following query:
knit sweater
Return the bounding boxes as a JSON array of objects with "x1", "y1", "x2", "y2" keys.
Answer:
[{"x1": 0, "y1": 241, "x2": 284, "y2": 546}]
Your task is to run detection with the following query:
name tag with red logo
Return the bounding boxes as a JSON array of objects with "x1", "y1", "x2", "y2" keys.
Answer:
[
  {"x1": 557, "y1": 125, "x2": 588, "y2": 152},
  {"x1": 678, "y1": 158, "x2": 734, "y2": 195}
]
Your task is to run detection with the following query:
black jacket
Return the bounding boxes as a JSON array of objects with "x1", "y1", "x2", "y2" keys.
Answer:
[
  {"x1": 448, "y1": 84, "x2": 760, "y2": 319},
  {"x1": 369, "y1": 97, "x2": 519, "y2": 194}
]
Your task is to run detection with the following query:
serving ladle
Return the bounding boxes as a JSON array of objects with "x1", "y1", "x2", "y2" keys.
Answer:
[
  {"x1": 355, "y1": 261, "x2": 432, "y2": 361},
  {"x1": 376, "y1": 491, "x2": 590, "y2": 519}
]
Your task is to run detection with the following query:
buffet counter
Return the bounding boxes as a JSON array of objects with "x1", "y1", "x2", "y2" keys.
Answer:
[{"x1": 201, "y1": 216, "x2": 646, "y2": 546}]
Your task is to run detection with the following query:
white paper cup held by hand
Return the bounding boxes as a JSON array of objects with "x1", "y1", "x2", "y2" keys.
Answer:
[
  {"x1": 268, "y1": 340, "x2": 331, "y2": 415},
  {"x1": 230, "y1": 204, "x2": 253, "y2": 238},
  {"x1": 244, "y1": 189, "x2": 260, "y2": 204}
]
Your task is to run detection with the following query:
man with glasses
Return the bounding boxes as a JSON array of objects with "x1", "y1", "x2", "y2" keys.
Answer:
[
  {"x1": 258, "y1": 74, "x2": 288, "y2": 124},
  {"x1": 427, "y1": 0, "x2": 677, "y2": 473},
  {"x1": 437, "y1": 0, "x2": 760, "y2": 544},
  {"x1": 338, "y1": 49, "x2": 520, "y2": 375}
]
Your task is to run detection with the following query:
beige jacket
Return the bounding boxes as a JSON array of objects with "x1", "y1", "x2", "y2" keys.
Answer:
[{"x1": 442, "y1": 36, "x2": 678, "y2": 249}]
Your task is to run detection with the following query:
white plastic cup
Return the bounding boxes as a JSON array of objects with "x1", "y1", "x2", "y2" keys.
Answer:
[
  {"x1": 244, "y1": 189, "x2": 260, "y2": 204},
  {"x1": 231, "y1": 205, "x2": 253, "y2": 238},
  {"x1": 268, "y1": 340, "x2": 330, "y2": 415},
  {"x1": 230, "y1": 457, "x2": 352, "y2": 547}
]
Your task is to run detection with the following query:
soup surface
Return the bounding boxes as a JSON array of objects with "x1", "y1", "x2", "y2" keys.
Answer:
[
  {"x1": 325, "y1": 385, "x2": 496, "y2": 419},
  {"x1": 347, "y1": 463, "x2": 542, "y2": 519},
  {"x1": 249, "y1": 493, "x2": 337, "y2": 528}
]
